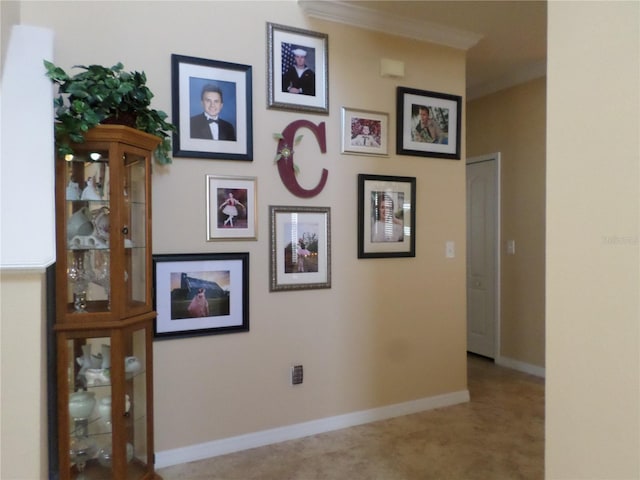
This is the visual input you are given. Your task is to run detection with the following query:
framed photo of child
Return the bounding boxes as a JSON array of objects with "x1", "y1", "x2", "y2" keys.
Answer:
[{"x1": 341, "y1": 107, "x2": 389, "y2": 156}]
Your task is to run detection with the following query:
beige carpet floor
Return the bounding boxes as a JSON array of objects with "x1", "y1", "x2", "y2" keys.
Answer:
[{"x1": 157, "y1": 354, "x2": 544, "y2": 479}]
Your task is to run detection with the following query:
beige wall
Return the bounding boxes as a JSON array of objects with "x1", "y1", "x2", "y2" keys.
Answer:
[
  {"x1": 0, "y1": 272, "x2": 49, "y2": 480},
  {"x1": 467, "y1": 78, "x2": 546, "y2": 368},
  {"x1": 4, "y1": 1, "x2": 467, "y2": 473},
  {"x1": 546, "y1": 1, "x2": 639, "y2": 478}
]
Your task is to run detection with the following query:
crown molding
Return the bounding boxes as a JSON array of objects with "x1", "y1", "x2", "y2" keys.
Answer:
[
  {"x1": 467, "y1": 59, "x2": 547, "y2": 100},
  {"x1": 298, "y1": 0, "x2": 483, "y2": 51}
]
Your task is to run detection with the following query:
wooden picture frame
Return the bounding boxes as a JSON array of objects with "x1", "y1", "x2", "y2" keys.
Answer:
[
  {"x1": 269, "y1": 206, "x2": 331, "y2": 291},
  {"x1": 341, "y1": 107, "x2": 389, "y2": 156},
  {"x1": 358, "y1": 174, "x2": 416, "y2": 258},
  {"x1": 396, "y1": 87, "x2": 461, "y2": 159},
  {"x1": 153, "y1": 253, "x2": 249, "y2": 339},
  {"x1": 267, "y1": 22, "x2": 329, "y2": 114},
  {"x1": 172, "y1": 54, "x2": 253, "y2": 161},
  {"x1": 206, "y1": 175, "x2": 257, "y2": 241}
]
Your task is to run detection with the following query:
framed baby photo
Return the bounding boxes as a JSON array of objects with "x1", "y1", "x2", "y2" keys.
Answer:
[
  {"x1": 396, "y1": 87, "x2": 461, "y2": 160},
  {"x1": 341, "y1": 107, "x2": 389, "y2": 156},
  {"x1": 153, "y1": 252, "x2": 250, "y2": 339},
  {"x1": 267, "y1": 22, "x2": 329, "y2": 114},
  {"x1": 206, "y1": 175, "x2": 257, "y2": 241},
  {"x1": 269, "y1": 205, "x2": 331, "y2": 291},
  {"x1": 172, "y1": 54, "x2": 253, "y2": 161},
  {"x1": 358, "y1": 174, "x2": 416, "y2": 259}
]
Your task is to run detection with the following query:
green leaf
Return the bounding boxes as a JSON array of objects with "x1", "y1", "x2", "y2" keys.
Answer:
[
  {"x1": 273, "y1": 133, "x2": 284, "y2": 140},
  {"x1": 274, "y1": 154, "x2": 282, "y2": 162},
  {"x1": 294, "y1": 134, "x2": 304, "y2": 145}
]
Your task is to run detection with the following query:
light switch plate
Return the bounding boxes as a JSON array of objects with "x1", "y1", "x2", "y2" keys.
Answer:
[{"x1": 445, "y1": 241, "x2": 455, "y2": 258}]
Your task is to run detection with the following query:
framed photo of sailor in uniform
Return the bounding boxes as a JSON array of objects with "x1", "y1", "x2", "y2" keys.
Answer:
[
  {"x1": 267, "y1": 22, "x2": 329, "y2": 114},
  {"x1": 153, "y1": 253, "x2": 249, "y2": 339}
]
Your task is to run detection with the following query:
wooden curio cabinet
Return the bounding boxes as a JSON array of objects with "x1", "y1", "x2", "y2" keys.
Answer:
[{"x1": 54, "y1": 125, "x2": 162, "y2": 479}]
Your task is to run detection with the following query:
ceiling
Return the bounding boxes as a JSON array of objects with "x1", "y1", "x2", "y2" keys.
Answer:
[{"x1": 299, "y1": 0, "x2": 547, "y2": 99}]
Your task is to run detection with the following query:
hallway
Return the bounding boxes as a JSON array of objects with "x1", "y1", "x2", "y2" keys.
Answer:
[{"x1": 158, "y1": 354, "x2": 544, "y2": 479}]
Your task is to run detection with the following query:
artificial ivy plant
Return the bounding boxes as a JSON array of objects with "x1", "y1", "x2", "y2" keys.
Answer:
[{"x1": 44, "y1": 61, "x2": 176, "y2": 165}]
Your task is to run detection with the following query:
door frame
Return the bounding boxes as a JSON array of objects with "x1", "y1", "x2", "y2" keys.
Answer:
[{"x1": 466, "y1": 152, "x2": 501, "y2": 359}]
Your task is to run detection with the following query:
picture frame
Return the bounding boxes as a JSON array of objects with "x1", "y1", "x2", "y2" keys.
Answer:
[
  {"x1": 171, "y1": 54, "x2": 253, "y2": 161},
  {"x1": 267, "y1": 22, "x2": 329, "y2": 114},
  {"x1": 358, "y1": 174, "x2": 416, "y2": 258},
  {"x1": 269, "y1": 206, "x2": 331, "y2": 291},
  {"x1": 206, "y1": 175, "x2": 257, "y2": 241},
  {"x1": 153, "y1": 252, "x2": 249, "y2": 339},
  {"x1": 396, "y1": 87, "x2": 461, "y2": 160},
  {"x1": 341, "y1": 107, "x2": 389, "y2": 156}
]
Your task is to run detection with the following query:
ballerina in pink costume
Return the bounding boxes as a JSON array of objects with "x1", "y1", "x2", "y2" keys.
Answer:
[{"x1": 219, "y1": 192, "x2": 246, "y2": 227}]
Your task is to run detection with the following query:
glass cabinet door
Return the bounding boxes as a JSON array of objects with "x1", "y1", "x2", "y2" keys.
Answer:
[
  {"x1": 63, "y1": 151, "x2": 112, "y2": 315},
  {"x1": 60, "y1": 324, "x2": 151, "y2": 479},
  {"x1": 64, "y1": 334, "x2": 114, "y2": 479},
  {"x1": 125, "y1": 326, "x2": 150, "y2": 478},
  {"x1": 122, "y1": 150, "x2": 150, "y2": 313}
]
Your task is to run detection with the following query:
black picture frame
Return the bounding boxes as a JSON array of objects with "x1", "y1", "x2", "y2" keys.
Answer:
[
  {"x1": 171, "y1": 54, "x2": 253, "y2": 161},
  {"x1": 396, "y1": 87, "x2": 461, "y2": 160},
  {"x1": 358, "y1": 174, "x2": 416, "y2": 258},
  {"x1": 267, "y1": 22, "x2": 329, "y2": 114},
  {"x1": 153, "y1": 252, "x2": 249, "y2": 339},
  {"x1": 269, "y1": 205, "x2": 331, "y2": 291}
]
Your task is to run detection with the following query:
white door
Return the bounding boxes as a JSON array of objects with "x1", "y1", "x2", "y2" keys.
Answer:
[{"x1": 466, "y1": 154, "x2": 499, "y2": 358}]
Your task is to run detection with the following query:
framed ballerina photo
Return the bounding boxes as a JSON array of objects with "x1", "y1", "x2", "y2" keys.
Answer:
[{"x1": 206, "y1": 175, "x2": 257, "y2": 241}]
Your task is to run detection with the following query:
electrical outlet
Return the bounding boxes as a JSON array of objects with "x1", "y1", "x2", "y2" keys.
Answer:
[{"x1": 291, "y1": 365, "x2": 303, "y2": 385}]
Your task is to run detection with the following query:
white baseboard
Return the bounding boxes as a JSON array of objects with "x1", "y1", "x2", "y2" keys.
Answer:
[
  {"x1": 496, "y1": 355, "x2": 545, "y2": 378},
  {"x1": 155, "y1": 389, "x2": 470, "y2": 469}
]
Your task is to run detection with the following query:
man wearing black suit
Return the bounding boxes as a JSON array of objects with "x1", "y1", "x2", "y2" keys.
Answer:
[{"x1": 190, "y1": 84, "x2": 236, "y2": 141}]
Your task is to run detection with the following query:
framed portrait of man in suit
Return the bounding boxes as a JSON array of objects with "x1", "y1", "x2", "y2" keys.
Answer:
[{"x1": 172, "y1": 54, "x2": 253, "y2": 161}]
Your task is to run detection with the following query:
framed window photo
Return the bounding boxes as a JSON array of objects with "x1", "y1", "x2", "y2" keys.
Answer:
[
  {"x1": 396, "y1": 87, "x2": 461, "y2": 160},
  {"x1": 153, "y1": 253, "x2": 249, "y2": 339},
  {"x1": 358, "y1": 174, "x2": 416, "y2": 258},
  {"x1": 172, "y1": 54, "x2": 253, "y2": 161},
  {"x1": 267, "y1": 22, "x2": 329, "y2": 114},
  {"x1": 269, "y1": 206, "x2": 331, "y2": 291},
  {"x1": 341, "y1": 107, "x2": 389, "y2": 156},
  {"x1": 206, "y1": 175, "x2": 257, "y2": 241}
]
